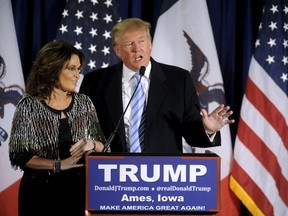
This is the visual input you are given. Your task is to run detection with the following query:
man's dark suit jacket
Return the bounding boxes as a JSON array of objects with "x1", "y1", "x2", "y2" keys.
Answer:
[{"x1": 80, "y1": 58, "x2": 221, "y2": 153}]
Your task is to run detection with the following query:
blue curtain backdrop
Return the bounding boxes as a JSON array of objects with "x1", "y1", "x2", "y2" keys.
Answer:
[{"x1": 10, "y1": 1, "x2": 265, "y2": 214}]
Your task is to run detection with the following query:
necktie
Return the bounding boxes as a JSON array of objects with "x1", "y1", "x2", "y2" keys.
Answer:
[{"x1": 130, "y1": 73, "x2": 146, "y2": 152}]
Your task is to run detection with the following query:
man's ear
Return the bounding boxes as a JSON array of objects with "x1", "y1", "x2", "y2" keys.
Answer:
[{"x1": 113, "y1": 46, "x2": 121, "y2": 58}]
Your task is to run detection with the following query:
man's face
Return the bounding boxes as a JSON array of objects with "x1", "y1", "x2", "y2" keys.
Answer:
[{"x1": 113, "y1": 30, "x2": 152, "y2": 72}]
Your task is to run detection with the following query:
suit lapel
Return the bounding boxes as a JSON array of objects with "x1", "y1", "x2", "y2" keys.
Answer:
[
  {"x1": 145, "y1": 60, "x2": 168, "y2": 127},
  {"x1": 104, "y1": 63, "x2": 127, "y2": 148}
]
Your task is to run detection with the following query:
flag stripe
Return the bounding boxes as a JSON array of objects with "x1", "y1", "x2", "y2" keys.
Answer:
[
  {"x1": 237, "y1": 116, "x2": 288, "y2": 204},
  {"x1": 0, "y1": 180, "x2": 21, "y2": 216},
  {"x1": 248, "y1": 57, "x2": 288, "y2": 124},
  {"x1": 242, "y1": 81, "x2": 288, "y2": 182},
  {"x1": 230, "y1": 165, "x2": 268, "y2": 216},
  {"x1": 233, "y1": 136, "x2": 287, "y2": 215},
  {"x1": 244, "y1": 79, "x2": 288, "y2": 172},
  {"x1": 246, "y1": 69, "x2": 288, "y2": 151},
  {"x1": 242, "y1": 68, "x2": 288, "y2": 180}
]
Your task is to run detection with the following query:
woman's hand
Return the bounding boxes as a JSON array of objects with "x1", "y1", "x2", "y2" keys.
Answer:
[
  {"x1": 70, "y1": 139, "x2": 87, "y2": 158},
  {"x1": 60, "y1": 155, "x2": 83, "y2": 171},
  {"x1": 70, "y1": 139, "x2": 105, "y2": 156}
]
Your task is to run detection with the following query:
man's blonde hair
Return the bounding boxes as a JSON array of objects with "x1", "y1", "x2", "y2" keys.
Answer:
[{"x1": 112, "y1": 18, "x2": 151, "y2": 47}]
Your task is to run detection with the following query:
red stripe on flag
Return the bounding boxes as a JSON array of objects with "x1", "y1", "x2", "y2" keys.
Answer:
[
  {"x1": 231, "y1": 160, "x2": 273, "y2": 215},
  {"x1": 238, "y1": 118, "x2": 288, "y2": 206},
  {"x1": 218, "y1": 176, "x2": 239, "y2": 215},
  {"x1": 245, "y1": 77, "x2": 288, "y2": 150},
  {"x1": 0, "y1": 179, "x2": 20, "y2": 216}
]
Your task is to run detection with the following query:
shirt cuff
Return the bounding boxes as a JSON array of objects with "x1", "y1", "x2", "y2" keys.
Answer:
[{"x1": 205, "y1": 131, "x2": 217, "y2": 142}]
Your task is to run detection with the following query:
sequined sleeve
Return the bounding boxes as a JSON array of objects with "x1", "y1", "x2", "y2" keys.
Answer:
[
  {"x1": 9, "y1": 97, "x2": 40, "y2": 170},
  {"x1": 9, "y1": 97, "x2": 59, "y2": 170}
]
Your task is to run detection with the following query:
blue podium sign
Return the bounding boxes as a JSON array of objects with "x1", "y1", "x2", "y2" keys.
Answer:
[{"x1": 86, "y1": 153, "x2": 220, "y2": 214}]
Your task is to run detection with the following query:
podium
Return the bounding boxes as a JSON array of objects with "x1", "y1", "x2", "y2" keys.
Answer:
[{"x1": 86, "y1": 153, "x2": 220, "y2": 216}]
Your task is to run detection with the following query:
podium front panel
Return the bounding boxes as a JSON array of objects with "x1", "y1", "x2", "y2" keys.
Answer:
[{"x1": 86, "y1": 153, "x2": 220, "y2": 214}]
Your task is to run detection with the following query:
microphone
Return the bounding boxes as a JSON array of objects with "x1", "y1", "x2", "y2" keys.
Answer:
[{"x1": 102, "y1": 66, "x2": 146, "y2": 152}]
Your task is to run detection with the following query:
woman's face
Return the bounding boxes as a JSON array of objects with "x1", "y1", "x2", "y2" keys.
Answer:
[{"x1": 57, "y1": 54, "x2": 82, "y2": 93}]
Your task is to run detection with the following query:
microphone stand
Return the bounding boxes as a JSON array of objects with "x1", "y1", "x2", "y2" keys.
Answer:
[{"x1": 102, "y1": 66, "x2": 146, "y2": 152}]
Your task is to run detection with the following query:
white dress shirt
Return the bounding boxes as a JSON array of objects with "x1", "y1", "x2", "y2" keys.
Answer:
[{"x1": 122, "y1": 62, "x2": 151, "y2": 147}]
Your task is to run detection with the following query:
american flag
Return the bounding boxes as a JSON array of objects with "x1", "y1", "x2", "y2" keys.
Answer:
[
  {"x1": 230, "y1": 0, "x2": 288, "y2": 215},
  {"x1": 55, "y1": 0, "x2": 121, "y2": 74}
]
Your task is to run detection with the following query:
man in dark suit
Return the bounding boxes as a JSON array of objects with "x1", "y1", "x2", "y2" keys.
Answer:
[{"x1": 80, "y1": 18, "x2": 234, "y2": 153}]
